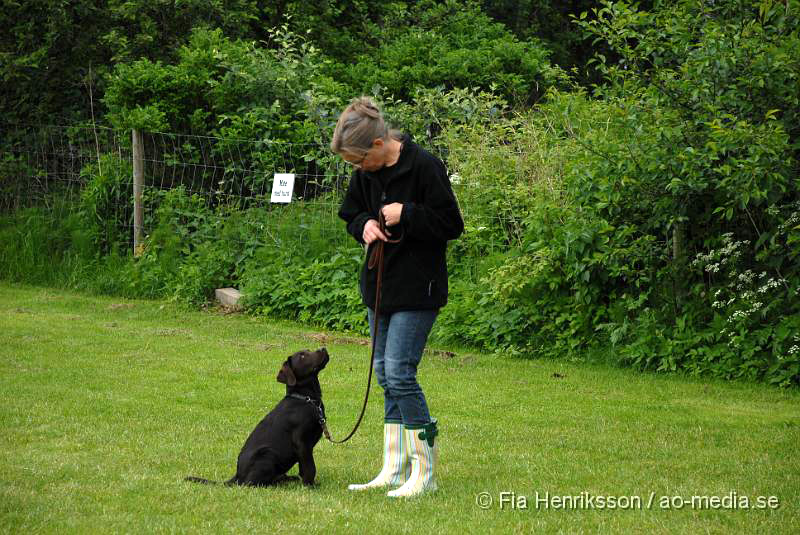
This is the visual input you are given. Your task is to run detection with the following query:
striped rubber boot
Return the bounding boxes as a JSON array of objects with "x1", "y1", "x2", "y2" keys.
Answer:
[
  {"x1": 387, "y1": 419, "x2": 438, "y2": 498},
  {"x1": 348, "y1": 422, "x2": 409, "y2": 490}
]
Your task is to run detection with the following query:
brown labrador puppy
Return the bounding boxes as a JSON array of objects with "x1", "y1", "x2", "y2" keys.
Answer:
[{"x1": 185, "y1": 348, "x2": 329, "y2": 487}]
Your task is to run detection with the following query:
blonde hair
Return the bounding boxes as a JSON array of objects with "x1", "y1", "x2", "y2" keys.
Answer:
[{"x1": 330, "y1": 97, "x2": 401, "y2": 156}]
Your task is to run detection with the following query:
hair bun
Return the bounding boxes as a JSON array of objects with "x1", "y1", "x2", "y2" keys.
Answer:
[
  {"x1": 353, "y1": 96, "x2": 381, "y2": 119},
  {"x1": 330, "y1": 96, "x2": 395, "y2": 155}
]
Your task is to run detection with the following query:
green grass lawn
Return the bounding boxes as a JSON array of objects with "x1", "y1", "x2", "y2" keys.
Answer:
[{"x1": 1, "y1": 283, "x2": 798, "y2": 534}]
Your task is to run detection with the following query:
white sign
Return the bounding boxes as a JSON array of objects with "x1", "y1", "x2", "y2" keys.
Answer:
[{"x1": 270, "y1": 173, "x2": 295, "y2": 203}]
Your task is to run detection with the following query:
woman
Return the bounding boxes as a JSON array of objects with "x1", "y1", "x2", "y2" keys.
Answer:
[{"x1": 333, "y1": 97, "x2": 463, "y2": 497}]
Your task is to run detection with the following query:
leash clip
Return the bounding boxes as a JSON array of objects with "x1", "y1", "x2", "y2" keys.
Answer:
[{"x1": 304, "y1": 396, "x2": 328, "y2": 430}]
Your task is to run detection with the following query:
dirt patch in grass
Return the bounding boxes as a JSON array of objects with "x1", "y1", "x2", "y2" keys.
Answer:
[
  {"x1": 150, "y1": 328, "x2": 193, "y2": 337},
  {"x1": 304, "y1": 332, "x2": 369, "y2": 347}
]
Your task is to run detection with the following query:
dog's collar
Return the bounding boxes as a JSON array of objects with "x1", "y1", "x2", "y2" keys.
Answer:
[
  {"x1": 286, "y1": 393, "x2": 332, "y2": 440},
  {"x1": 287, "y1": 392, "x2": 321, "y2": 404}
]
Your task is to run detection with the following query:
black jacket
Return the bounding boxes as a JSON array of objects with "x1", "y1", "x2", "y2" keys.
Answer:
[{"x1": 338, "y1": 136, "x2": 464, "y2": 313}]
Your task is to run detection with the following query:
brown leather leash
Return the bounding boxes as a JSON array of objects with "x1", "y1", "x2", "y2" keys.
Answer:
[{"x1": 323, "y1": 212, "x2": 399, "y2": 443}]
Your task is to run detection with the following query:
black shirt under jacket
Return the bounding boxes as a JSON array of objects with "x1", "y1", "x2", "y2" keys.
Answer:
[{"x1": 338, "y1": 135, "x2": 464, "y2": 313}]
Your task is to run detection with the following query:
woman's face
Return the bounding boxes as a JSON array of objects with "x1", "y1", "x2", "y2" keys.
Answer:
[{"x1": 341, "y1": 139, "x2": 386, "y2": 172}]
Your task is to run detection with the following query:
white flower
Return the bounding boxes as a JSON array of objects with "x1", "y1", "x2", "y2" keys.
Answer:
[
  {"x1": 738, "y1": 270, "x2": 754, "y2": 283},
  {"x1": 758, "y1": 278, "x2": 782, "y2": 294},
  {"x1": 728, "y1": 310, "x2": 750, "y2": 322}
]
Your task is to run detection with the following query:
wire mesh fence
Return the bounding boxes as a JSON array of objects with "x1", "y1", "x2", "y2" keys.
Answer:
[
  {"x1": 2, "y1": 125, "x2": 359, "y2": 251},
  {"x1": 136, "y1": 130, "x2": 358, "y2": 249},
  {"x1": 1, "y1": 124, "x2": 129, "y2": 214}
]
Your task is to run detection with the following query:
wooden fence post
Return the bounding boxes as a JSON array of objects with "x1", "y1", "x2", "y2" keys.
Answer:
[{"x1": 132, "y1": 129, "x2": 144, "y2": 256}]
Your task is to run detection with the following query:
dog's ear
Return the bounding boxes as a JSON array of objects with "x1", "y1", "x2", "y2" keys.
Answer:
[{"x1": 277, "y1": 360, "x2": 296, "y2": 385}]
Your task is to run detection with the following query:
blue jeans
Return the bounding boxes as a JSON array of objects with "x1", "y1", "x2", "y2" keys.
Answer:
[{"x1": 368, "y1": 308, "x2": 438, "y2": 426}]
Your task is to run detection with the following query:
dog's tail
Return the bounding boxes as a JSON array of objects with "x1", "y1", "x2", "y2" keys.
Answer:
[{"x1": 184, "y1": 476, "x2": 220, "y2": 485}]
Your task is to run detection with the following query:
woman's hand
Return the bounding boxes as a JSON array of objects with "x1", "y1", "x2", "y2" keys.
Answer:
[
  {"x1": 381, "y1": 203, "x2": 403, "y2": 226},
  {"x1": 363, "y1": 218, "x2": 391, "y2": 244}
]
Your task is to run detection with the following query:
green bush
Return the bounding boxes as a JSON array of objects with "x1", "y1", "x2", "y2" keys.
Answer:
[
  {"x1": 337, "y1": 0, "x2": 559, "y2": 104},
  {"x1": 241, "y1": 247, "x2": 366, "y2": 333},
  {"x1": 433, "y1": 62, "x2": 799, "y2": 385}
]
